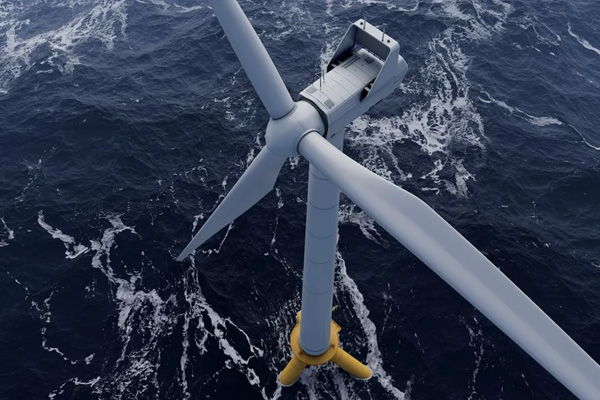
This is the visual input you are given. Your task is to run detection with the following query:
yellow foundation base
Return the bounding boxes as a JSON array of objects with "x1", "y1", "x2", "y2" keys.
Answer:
[{"x1": 279, "y1": 312, "x2": 372, "y2": 386}]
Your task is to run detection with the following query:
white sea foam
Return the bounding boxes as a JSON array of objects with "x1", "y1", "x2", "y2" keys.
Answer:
[
  {"x1": 38, "y1": 211, "x2": 90, "y2": 259},
  {"x1": 479, "y1": 91, "x2": 600, "y2": 150},
  {"x1": 464, "y1": 316, "x2": 485, "y2": 400},
  {"x1": 329, "y1": 0, "x2": 419, "y2": 14},
  {"x1": 46, "y1": 215, "x2": 171, "y2": 398},
  {"x1": 0, "y1": 217, "x2": 15, "y2": 247},
  {"x1": 346, "y1": 116, "x2": 413, "y2": 183},
  {"x1": 340, "y1": 0, "x2": 513, "y2": 197},
  {"x1": 31, "y1": 213, "x2": 270, "y2": 399},
  {"x1": 338, "y1": 203, "x2": 387, "y2": 246},
  {"x1": 566, "y1": 123, "x2": 600, "y2": 151},
  {"x1": 320, "y1": 36, "x2": 339, "y2": 71},
  {"x1": 193, "y1": 219, "x2": 234, "y2": 257},
  {"x1": 31, "y1": 292, "x2": 69, "y2": 361},
  {"x1": 516, "y1": 15, "x2": 561, "y2": 47},
  {"x1": 0, "y1": 0, "x2": 128, "y2": 91},
  {"x1": 31, "y1": 289, "x2": 94, "y2": 368},
  {"x1": 336, "y1": 251, "x2": 407, "y2": 399},
  {"x1": 48, "y1": 376, "x2": 101, "y2": 399},
  {"x1": 36, "y1": 213, "x2": 173, "y2": 397},
  {"x1": 346, "y1": 38, "x2": 483, "y2": 196},
  {"x1": 265, "y1": 2, "x2": 315, "y2": 41},
  {"x1": 421, "y1": 158, "x2": 475, "y2": 197},
  {"x1": 325, "y1": 0, "x2": 336, "y2": 17},
  {"x1": 15, "y1": 158, "x2": 42, "y2": 202},
  {"x1": 433, "y1": 0, "x2": 511, "y2": 41},
  {"x1": 2, "y1": 266, "x2": 29, "y2": 296},
  {"x1": 479, "y1": 90, "x2": 563, "y2": 127},
  {"x1": 180, "y1": 257, "x2": 267, "y2": 398},
  {"x1": 207, "y1": 91, "x2": 258, "y2": 127},
  {"x1": 568, "y1": 22, "x2": 600, "y2": 57},
  {"x1": 136, "y1": 0, "x2": 203, "y2": 13},
  {"x1": 450, "y1": 158, "x2": 475, "y2": 197}
]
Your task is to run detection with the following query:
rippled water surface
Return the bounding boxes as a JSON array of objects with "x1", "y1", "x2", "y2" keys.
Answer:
[{"x1": 1, "y1": 0, "x2": 599, "y2": 399}]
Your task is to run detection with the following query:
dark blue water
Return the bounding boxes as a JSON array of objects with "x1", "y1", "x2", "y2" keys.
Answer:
[{"x1": 1, "y1": 0, "x2": 599, "y2": 399}]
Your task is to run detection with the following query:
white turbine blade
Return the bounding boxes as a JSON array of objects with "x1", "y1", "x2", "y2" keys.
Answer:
[
  {"x1": 209, "y1": 0, "x2": 295, "y2": 120},
  {"x1": 298, "y1": 131, "x2": 600, "y2": 400},
  {"x1": 177, "y1": 147, "x2": 286, "y2": 261}
]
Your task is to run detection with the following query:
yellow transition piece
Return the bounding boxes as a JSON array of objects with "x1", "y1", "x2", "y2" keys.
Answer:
[{"x1": 279, "y1": 312, "x2": 372, "y2": 386}]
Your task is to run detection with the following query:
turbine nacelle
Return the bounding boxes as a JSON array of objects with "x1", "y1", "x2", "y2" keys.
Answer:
[
  {"x1": 300, "y1": 19, "x2": 408, "y2": 137},
  {"x1": 266, "y1": 19, "x2": 409, "y2": 158}
]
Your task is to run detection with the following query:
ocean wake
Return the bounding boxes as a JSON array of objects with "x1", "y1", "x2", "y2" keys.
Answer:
[
  {"x1": 0, "y1": 0, "x2": 128, "y2": 91},
  {"x1": 337, "y1": 0, "x2": 513, "y2": 197},
  {"x1": 0, "y1": 217, "x2": 15, "y2": 247},
  {"x1": 478, "y1": 90, "x2": 564, "y2": 127},
  {"x1": 568, "y1": 22, "x2": 600, "y2": 57}
]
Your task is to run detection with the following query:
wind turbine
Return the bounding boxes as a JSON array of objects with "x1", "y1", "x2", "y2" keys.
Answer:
[{"x1": 178, "y1": 0, "x2": 600, "y2": 397}]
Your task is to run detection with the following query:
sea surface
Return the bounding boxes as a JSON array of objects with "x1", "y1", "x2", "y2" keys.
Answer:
[{"x1": 1, "y1": 0, "x2": 599, "y2": 399}]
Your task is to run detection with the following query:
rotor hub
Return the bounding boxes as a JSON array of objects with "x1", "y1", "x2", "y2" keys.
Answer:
[{"x1": 265, "y1": 100, "x2": 325, "y2": 157}]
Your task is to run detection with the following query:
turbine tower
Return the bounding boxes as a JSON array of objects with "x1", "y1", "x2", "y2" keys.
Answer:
[{"x1": 178, "y1": 0, "x2": 600, "y2": 397}]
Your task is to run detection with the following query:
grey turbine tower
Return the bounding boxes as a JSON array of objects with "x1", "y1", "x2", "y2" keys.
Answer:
[{"x1": 177, "y1": 0, "x2": 600, "y2": 396}]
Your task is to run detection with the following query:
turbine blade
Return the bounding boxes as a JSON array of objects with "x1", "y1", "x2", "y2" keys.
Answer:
[
  {"x1": 177, "y1": 147, "x2": 286, "y2": 261},
  {"x1": 209, "y1": 0, "x2": 295, "y2": 120},
  {"x1": 298, "y1": 131, "x2": 600, "y2": 400}
]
